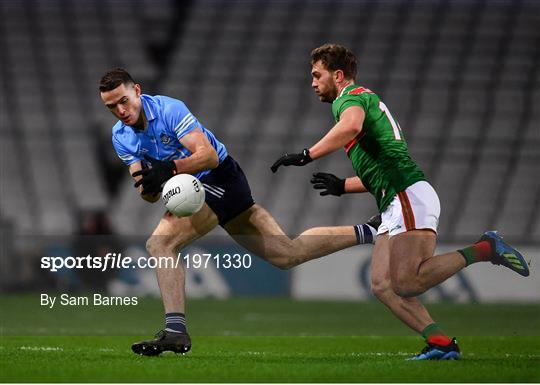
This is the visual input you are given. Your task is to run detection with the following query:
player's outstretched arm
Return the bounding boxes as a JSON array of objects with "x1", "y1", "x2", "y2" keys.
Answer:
[
  {"x1": 270, "y1": 149, "x2": 313, "y2": 172},
  {"x1": 311, "y1": 173, "x2": 368, "y2": 196},
  {"x1": 271, "y1": 106, "x2": 365, "y2": 173},
  {"x1": 308, "y1": 106, "x2": 365, "y2": 160},
  {"x1": 345, "y1": 175, "x2": 368, "y2": 193}
]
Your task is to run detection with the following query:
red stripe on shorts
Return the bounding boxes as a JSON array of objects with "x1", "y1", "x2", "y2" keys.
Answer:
[{"x1": 398, "y1": 191, "x2": 416, "y2": 230}]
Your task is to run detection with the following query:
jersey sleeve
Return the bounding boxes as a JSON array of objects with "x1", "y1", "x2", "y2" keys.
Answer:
[
  {"x1": 333, "y1": 94, "x2": 369, "y2": 121},
  {"x1": 112, "y1": 135, "x2": 140, "y2": 166},
  {"x1": 164, "y1": 99, "x2": 201, "y2": 141}
]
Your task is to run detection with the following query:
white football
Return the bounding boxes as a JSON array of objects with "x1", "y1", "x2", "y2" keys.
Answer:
[{"x1": 161, "y1": 174, "x2": 205, "y2": 217}]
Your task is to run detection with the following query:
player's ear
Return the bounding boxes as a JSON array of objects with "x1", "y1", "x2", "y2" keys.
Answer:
[
  {"x1": 134, "y1": 83, "x2": 142, "y2": 97},
  {"x1": 334, "y1": 69, "x2": 345, "y2": 83}
]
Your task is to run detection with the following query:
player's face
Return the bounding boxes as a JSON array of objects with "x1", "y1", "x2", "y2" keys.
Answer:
[
  {"x1": 100, "y1": 83, "x2": 142, "y2": 126},
  {"x1": 311, "y1": 61, "x2": 338, "y2": 103}
]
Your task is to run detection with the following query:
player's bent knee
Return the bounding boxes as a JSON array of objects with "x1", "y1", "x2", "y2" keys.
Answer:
[
  {"x1": 392, "y1": 279, "x2": 425, "y2": 298},
  {"x1": 145, "y1": 236, "x2": 160, "y2": 257},
  {"x1": 371, "y1": 277, "x2": 392, "y2": 300},
  {"x1": 145, "y1": 235, "x2": 176, "y2": 258},
  {"x1": 276, "y1": 262, "x2": 292, "y2": 270},
  {"x1": 263, "y1": 248, "x2": 304, "y2": 270},
  {"x1": 266, "y1": 257, "x2": 294, "y2": 270}
]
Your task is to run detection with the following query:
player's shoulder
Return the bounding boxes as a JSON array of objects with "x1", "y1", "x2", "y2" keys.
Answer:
[
  {"x1": 153, "y1": 94, "x2": 187, "y2": 109},
  {"x1": 111, "y1": 120, "x2": 125, "y2": 137},
  {"x1": 332, "y1": 85, "x2": 379, "y2": 118},
  {"x1": 341, "y1": 85, "x2": 377, "y2": 99},
  {"x1": 111, "y1": 122, "x2": 136, "y2": 149},
  {"x1": 111, "y1": 123, "x2": 133, "y2": 152},
  {"x1": 334, "y1": 85, "x2": 379, "y2": 109},
  {"x1": 111, "y1": 119, "x2": 139, "y2": 147},
  {"x1": 152, "y1": 95, "x2": 192, "y2": 118}
]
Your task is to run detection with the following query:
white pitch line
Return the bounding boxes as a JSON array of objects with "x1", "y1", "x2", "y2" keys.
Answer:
[
  {"x1": 19, "y1": 346, "x2": 63, "y2": 351},
  {"x1": 348, "y1": 352, "x2": 412, "y2": 357}
]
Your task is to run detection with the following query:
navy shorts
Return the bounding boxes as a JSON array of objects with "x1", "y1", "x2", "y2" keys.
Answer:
[{"x1": 199, "y1": 155, "x2": 255, "y2": 226}]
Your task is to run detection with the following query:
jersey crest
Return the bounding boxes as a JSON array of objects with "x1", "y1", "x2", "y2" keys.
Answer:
[{"x1": 160, "y1": 133, "x2": 173, "y2": 145}]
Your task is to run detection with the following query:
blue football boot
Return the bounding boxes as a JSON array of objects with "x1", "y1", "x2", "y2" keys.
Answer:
[
  {"x1": 408, "y1": 337, "x2": 461, "y2": 361},
  {"x1": 480, "y1": 231, "x2": 530, "y2": 277}
]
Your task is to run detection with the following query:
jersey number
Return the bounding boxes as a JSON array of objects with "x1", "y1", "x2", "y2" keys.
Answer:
[{"x1": 379, "y1": 101, "x2": 402, "y2": 140}]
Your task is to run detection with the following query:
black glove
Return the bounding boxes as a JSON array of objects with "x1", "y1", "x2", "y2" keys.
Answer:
[
  {"x1": 132, "y1": 155, "x2": 176, "y2": 194},
  {"x1": 270, "y1": 149, "x2": 312, "y2": 173},
  {"x1": 311, "y1": 172, "x2": 345, "y2": 196}
]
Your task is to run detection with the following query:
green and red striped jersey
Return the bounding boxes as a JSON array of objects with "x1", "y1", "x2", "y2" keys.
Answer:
[{"x1": 331, "y1": 84, "x2": 425, "y2": 212}]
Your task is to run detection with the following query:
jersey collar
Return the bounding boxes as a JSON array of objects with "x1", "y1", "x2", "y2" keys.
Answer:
[
  {"x1": 140, "y1": 94, "x2": 156, "y2": 122},
  {"x1": 337, "y1": 83, "x2": 356, "y2": 99}
]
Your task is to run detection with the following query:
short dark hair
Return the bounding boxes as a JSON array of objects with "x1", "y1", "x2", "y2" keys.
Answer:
[
  {"x1": 311, "y1": 44, "x2": 357, "y2": 80},
  {"x1": 99, "y1": 68, "x2": 135, "y2": 92}
]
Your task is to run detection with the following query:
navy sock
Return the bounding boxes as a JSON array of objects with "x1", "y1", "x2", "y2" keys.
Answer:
[
  {"x1": 354, "y1": 224, "x2": 377, "y2": 244},
  {"x1": 165, "y1": 312, "x2": 187, "y2": 333}
]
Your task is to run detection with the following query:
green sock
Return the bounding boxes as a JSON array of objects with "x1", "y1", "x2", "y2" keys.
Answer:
[
  {"x1": 458, "y1": 241, "x2": 493, "y2": 266},
  {"x1": 458, "y1": 247, "x2": 475, "y2": 266},
  {"x1": 422, "y1": 323, "x2": 453, "y2": 346},
  {"x1": 422, "y1": 323, "x2": 444, "y2": 339}
]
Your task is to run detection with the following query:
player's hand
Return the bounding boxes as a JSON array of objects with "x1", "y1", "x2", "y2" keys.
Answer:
[
  {"x1": 270, "y1": 149, "x2": 312, "y2": 173},
  {"x1": 311, "y1": 172, "x2": 345, "y2": 196},
  {"x1": 132, "y1": 155, "x2": 176, "y2": 194}
]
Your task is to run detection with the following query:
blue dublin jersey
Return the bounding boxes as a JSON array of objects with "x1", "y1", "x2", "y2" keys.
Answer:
[{"x1": 111, "y1": 94, "x2": 228, "y2": 179}]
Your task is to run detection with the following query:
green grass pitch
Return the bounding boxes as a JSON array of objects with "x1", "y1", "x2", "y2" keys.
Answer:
[{"x1": 1, "y1": 295, "x2": 539, "y2": 382}]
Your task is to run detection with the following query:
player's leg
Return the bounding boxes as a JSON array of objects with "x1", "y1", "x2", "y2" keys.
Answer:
[
  {"x1": 371, "y1": 232, "x2": 437, "y2": 334},
  {"x1": 375, "y1": 231, "x2": 461, "y2": 360},
  {"x1": 458, "y1": 231, "x2": 530, "y2": 276},
  {"x1": 388, "y1": 181, "x2": 529, "y2": 298},
  {"x1": 383, "y1": 181, "x2": 461, "y2": 298},
  {"x1": 388, "y1": 229, "x2": 466, "y2": 297},
  {"x1": 223, "y1": 204, "x2": 376, "y2": 269},
  {"x1": 146, "y1": 203, "x2": 218, "y2": 313},
  {"x1": 132, "y1": 203, "x2": 218, "y2": 356},
  {"x1": 389, "y1": 230, "x2": 530, "y2": 298},
  {"x1": 198, "y1": 155, "x2": 376, "y2": 268},
  {"x1": 377, "y1": 182, "x2": 460, "y2": 360}
]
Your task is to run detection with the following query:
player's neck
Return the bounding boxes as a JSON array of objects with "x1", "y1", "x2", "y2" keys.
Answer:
[
  {"x1": 336, "y1": 81, "x2": 355, "y2": 99},
  {"x1": 133, "y1": 110, "x2": 147, "y2": 131}
]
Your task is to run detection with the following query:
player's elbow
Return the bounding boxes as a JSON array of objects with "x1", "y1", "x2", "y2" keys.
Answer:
[
  {"x1": 206, "y1": 149, "x2": 219, "y2": 169},
  {"x1": 348, "y1": 122, "x2": 363, "y2": 135}
]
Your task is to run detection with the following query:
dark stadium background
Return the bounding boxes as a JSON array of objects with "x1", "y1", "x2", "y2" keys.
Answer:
[{"x1": 0, "y1": 0, "x2": 538, "y2": 303}]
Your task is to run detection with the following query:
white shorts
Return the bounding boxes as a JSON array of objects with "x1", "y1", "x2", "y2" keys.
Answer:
[{"x1": 377, "y1": 181, "x2": 440, "y2": 237}]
